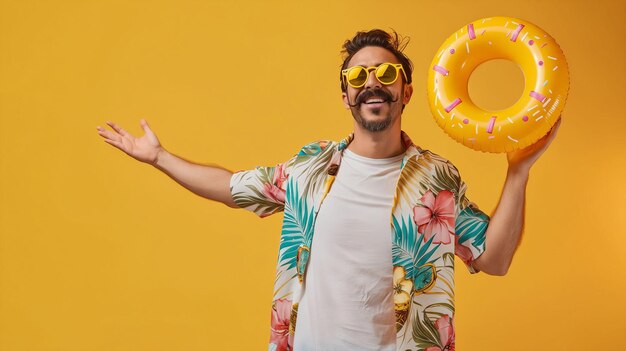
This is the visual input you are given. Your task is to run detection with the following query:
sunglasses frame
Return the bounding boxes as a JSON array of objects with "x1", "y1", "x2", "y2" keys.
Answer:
[{"x1": 342, "y1": 62, "x2": 408, "y2": 89}]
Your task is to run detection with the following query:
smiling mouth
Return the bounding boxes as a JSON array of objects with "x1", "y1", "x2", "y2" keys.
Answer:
[{"x1": 363, "y1": 98, "x2": 387, "y2": 104}]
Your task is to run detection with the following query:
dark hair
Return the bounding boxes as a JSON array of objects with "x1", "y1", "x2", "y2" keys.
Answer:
[{"x1": 340, "y1": 29, "x2": 413, "y2": 92}]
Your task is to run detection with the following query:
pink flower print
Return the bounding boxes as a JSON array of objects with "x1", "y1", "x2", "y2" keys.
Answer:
[
  {"x1": 263, "y1": 162, "x2": 289, "y2": 203},
  {"x1": 270, "y1": 298, "x2": 292, "y2": 350},
  {"x1": 263, "y1": 183, "x2": 286, "y2": 203},
  {"x1": 273, "y1": 162, "x2": 289, "y2": 190},
  {"x1": 454, "y1": 235, "x2": 473, "y2": 266},
  {"x1": 425, "y1": 315, "x2": 456, "y2": 351},
  {"x1": 413, "y1": 190, "x2": 455, "y2": 244}
]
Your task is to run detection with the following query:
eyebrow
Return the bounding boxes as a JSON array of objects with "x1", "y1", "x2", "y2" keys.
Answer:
[{"x1": 350, "y1": 61, "x2": 387, "y2": 68}]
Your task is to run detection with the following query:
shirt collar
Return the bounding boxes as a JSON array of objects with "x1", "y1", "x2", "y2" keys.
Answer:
[{"x1": 335, "y1": 130, "x2": 422, "y2": 160}]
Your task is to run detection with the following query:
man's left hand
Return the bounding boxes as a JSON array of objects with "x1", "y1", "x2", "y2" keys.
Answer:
[{"x1": 506, "y1": 116, "x2": 562, "y2": 173}]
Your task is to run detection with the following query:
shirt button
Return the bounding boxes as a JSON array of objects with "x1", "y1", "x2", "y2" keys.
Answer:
[{"x1": 327, "y1": 164, "x2": 338, "y2": 175}]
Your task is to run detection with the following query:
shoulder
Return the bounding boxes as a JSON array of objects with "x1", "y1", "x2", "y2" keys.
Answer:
[
  {"x1": 417, "y1": 147, "x2": 459, "y2": 173},
  {"x1": 296, "y1": 139, "x2": 337, "y2": 157}
]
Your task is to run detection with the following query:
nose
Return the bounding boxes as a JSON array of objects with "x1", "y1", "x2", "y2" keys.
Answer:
[{"x1": 363, "y1": 68, "x2": 381, "y2": 89}]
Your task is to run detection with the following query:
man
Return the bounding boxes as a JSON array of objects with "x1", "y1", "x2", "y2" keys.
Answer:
[{"x1": 97, "y1": 29, "x2": 560, "y2": 351}]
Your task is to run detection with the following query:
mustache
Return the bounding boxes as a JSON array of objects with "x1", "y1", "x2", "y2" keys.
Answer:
[{"x1": 348, "y1": 88, "x2": 398, "y2": 107}]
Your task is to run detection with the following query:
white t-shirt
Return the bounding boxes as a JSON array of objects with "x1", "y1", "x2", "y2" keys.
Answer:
[{"x1": 292, "y1": 147, "x2": 404, "y2": 351}]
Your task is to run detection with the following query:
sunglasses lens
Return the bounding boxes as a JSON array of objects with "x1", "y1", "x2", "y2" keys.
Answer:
[
  {"x1": 376, "y1": 63, "x2": 398, "y2": 84},
  {"x1": 347, "y1": 67, "x2": 368, "y2": 87}
]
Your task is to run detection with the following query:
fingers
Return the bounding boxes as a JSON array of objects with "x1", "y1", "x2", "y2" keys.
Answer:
[
  {"x1": 140, "y1": 119, "x2": 152, "y2": 134},
  {"x1": 102, "y1": 137, "x2": 123, "y2": 149},
  {"x1": 106, "y1": 121, "x2": 134, "y2": 140},
  {"x1": 96, "y1": 125, "x2": 122, "y2": 143}
]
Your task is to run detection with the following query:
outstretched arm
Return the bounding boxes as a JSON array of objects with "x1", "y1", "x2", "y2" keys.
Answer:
[
  {"x1": 96, "y1": 119, "x2": 237, "y2": 208},
  {"x1": 473, "y1": 118, "x2": 561, "y2": 275}
]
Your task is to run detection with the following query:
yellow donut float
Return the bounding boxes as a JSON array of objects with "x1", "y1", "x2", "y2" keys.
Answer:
[{"x1": 426, "y1": 16, "x2": 569, "y2": 153}]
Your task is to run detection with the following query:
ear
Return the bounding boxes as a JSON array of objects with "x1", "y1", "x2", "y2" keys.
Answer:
[
  {"x1": 342, "y1": 92, "x2": 350, "y2": 109},
  {"x1": 403, "y1": 84, "x2": 413, "y2": 105}
]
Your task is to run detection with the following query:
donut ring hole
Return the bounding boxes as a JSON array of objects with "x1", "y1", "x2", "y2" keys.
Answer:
[{"x1": 468, "y1": 59, "x2": 525, "y2": 112}]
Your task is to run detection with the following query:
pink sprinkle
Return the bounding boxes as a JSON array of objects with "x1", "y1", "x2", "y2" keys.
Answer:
[
  {"x1": 528, "y1": 40, "x2": 534, "y2": 45},
  {"x1": 529, "y1": 91, "x2": 547, "y2": 102},
  {"x1": 468, "y1": 24, "x2": 476, "y2": 40},
  {"x1": 433, "y1": 65, "x2": 449, "y2": 76},
  {"x1": 510, "y1": 24, "x2": 525, "y2": 42},
  {"x1": 486, "y1": 116, "x2": 497, "y2": 133},
  {"x1": 538, "y1": 60, "x2": 544, "y2": 66},
  {"x1": 450, "y1": 48, "x2": 455, "y2": 54},
  {"x1": 522, "y1": 115, "x2": 529, "y2": 122},
  {"x1": 463, "y1": 119, "x2": 469, "y2": 124},
  {"x1": 445, "y1": 98, "x2": 462, "y2": 113}
]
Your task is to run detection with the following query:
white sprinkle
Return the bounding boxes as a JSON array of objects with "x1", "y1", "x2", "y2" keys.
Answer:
[
  {"x1": 532, "y1": 110, "x2": 541, "y2": 116},
  {"x1": 461, "y1": 61, "x2": 466, "y2": 69},
  {"x1": 488, "y1": 135, "x2": 495, "y2": 139},
  {"x1": 437, "y1": 109, "x2": 444, "y2": 119},
  {"x1": 481, "y1": 29, "x2": 486, "y2": 35},
  {"x1": 506, "y1": 30, "x2": 512, "y2": 38},
  {"x1": 521, "y1": 32, "x2": 528, "y2": 41},
  {"x1": 534, "y1": 35, "x2": 541, "y2": 40},
  {"x1": 438, "y1": 49, "x2": 445, "y2": 58},
  {"x1": 535, "y1": 115, "x2": 544, "y2": 121},
  {"x1": 458, "y1": 123, "x2": 463, "y2": 128},
  {"x1": 451, "y1": 113, "x2": 455, "y2": 119},
  {"x1": 548, "y1": 56, "x2": 557, "y2": 60},
  {"x1": 553, "y1": 66, "x2": 558, "y2": 71},
  {"x1": 528, "y1": 105, "x2": 539, "y2": 111},
  {"x1": 482, "y1": 19, "x2": 486, "y2": 24},
  {"x1": 466, "y1": 42, "x2": 470, "y2": 53},
  {"x1": 451, "y1": 123, "x2": 455, "y2": 128},
  {"x1": 507, "y1": 117, "x2": 514, "y2": 123},
  {"x1": 435, "y1": 92, "x2": 439, "y2": 105},
  {"x1": 505, "y1": 21, "x2": 509, "y2": 27},
  {"x1": 543, "y1": 80, "x2": 549, "y2": 87},
  {"x1": 498, "y1": 125, "x2": 502, "y2": 132},
  {"x1": 542, "y1": 97, "x2": 552, "y2": 108},
  {"x1": 548, "y1": 89, "x2": 553, "y2": 94},
  {"x1": 508, "y1": 135, "x2": 519, "y2": 142},
  {"x1": 455, "y1": 32, "x2": 458, "y2": 40},
  {"x1": 475, "y1": 123, "x2": 478, "y2": 134},
  {"x1": 512, "y1": 21, "x2": 519, "y2": 25}
]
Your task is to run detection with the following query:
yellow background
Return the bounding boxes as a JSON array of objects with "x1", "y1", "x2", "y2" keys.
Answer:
[{"x1": 1, "y1": 0, "x2": 624, "y2": 350}]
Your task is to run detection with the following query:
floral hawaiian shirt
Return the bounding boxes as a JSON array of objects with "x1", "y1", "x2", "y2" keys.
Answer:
[{"x1": 230, "y1": 130, "x2": 490, "y2": 351}]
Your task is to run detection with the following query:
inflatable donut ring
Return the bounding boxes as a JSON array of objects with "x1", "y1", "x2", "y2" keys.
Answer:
[{"x1": 426, "y1": 16, "x2": 569, "y2": 153}]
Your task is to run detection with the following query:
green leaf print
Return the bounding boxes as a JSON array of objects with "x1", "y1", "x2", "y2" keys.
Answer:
[
  {"x1": 279, "y1": 179, "x2": 315, "y2": 270},
  {"x1": 456, "y1": 205, "x2": 489, "y2": 250},
  {"x1": 412, "y1": 309, "x2": 442, "y2": 350},
  {"x1": 392, "y1": 214, "x2": 441, "y2": 290}
]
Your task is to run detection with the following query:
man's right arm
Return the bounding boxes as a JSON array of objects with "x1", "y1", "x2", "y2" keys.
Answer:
[{"x1": 97, "y1": 119, "x2": 238, "y2": 209}]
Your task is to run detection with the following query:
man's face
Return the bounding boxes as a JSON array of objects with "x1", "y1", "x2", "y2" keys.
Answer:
[{"x1": 342, "y1": 46, "x2": 413, "y2": 133}]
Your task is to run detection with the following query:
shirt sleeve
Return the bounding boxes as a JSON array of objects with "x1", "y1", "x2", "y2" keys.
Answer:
[
  {"x1": 229, "y1": 155, "x2": 297, "y2": 218},
  {"x1": 453, "y1": 170, "x2": 490, "y2": 274}
]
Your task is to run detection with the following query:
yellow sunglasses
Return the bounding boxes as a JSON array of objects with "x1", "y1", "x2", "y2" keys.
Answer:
[{"x1": 342, "y1": 62, "x2": 408, "y2": 88}]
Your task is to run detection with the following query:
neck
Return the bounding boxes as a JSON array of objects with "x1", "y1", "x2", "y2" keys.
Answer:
[{"x1": 347, "y1": 119, "x2": 405, "y2": 158}]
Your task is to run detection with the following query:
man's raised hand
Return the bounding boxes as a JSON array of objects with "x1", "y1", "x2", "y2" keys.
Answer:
[{"x1": 96, "y1": 119, "x2": 163, "y2": 165}]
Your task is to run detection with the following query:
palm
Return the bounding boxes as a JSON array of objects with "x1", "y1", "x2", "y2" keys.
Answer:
[
  {"x1": 507, "y1": 117, "x2": 561, "y2": 171},
  {"x1": 96, "y1": 119, "x2": 162, "y2": 164}
]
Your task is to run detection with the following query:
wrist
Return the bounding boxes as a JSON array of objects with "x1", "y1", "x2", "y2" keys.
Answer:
[
  {"x1": 506, "y1": 164, "x2": 530, "y2": 181},
  {"x1": 153, "y1": 147, "x2": 168, "y2": 168}
]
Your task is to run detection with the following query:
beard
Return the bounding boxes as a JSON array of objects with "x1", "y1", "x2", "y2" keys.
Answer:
[{"x1": 348, "y1": 87, "x2": 400, "y2": 132}]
